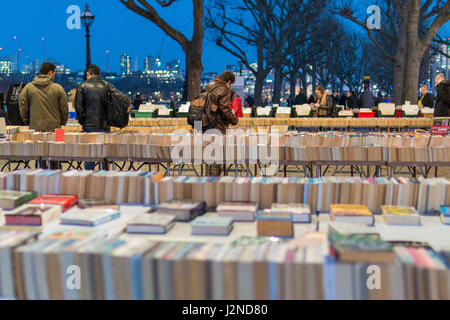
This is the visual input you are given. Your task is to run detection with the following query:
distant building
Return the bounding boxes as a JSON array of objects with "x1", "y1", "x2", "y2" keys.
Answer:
[
  {"x1": 144, "y1": 56, "x2": 155, "y2": 72},
  {"x1": 120, "y1": 53, "x2": 132, "y2": 75},
  {"x1": 201, "y1": 72, "x2": 218, "y2": 88},
  {"x1": 0, "y1": 55, "x2": 18, "y2": 75},
  {"x1": 225, "y1": 64, "x2": 238, "y2": 73},
  {"x1": 166, "y1": 59, "x2": 180, "y2": 72}
]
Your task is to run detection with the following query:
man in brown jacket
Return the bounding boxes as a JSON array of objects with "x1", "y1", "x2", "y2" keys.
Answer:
[
  {"x1": 19, "y1": 62, "x2": 68, "y2": 133},
  {"x1": 204, "y1": 71, "x2": 238, "y2": 176},
  {"x1": 204, "y1": 71, "x2": 238, "y2": 134}
]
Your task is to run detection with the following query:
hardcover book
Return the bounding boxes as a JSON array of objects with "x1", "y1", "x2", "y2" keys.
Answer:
[
  {"x1": 330, "y1": 204, "x2": 374, "y2": 225},
  {"x1": 271, "y1": 203, "x2": 311, "y2": 223},
  {"x1": 216, "y1": 202, "x2": 258, "y2": 222},
  {"x1": 381, "y1": 205, "x2": 421, "y2": 226},
  {"x1": 5, "y1": 204, "x2": 61, "y2": 226},
  {"x1": 60, "y1": 207, "x2": 121, "y2": 227},
  {"x1": 329, "y1": 224, "x2": 395, "y2": 263},
  {"x1": 29, "y1": 195, "x2": 78, "y2": 212},
  {"x1": 191, "y1": 216, "x2": 234, "y2": 236},
  {"x1": 157, "y1": 200, "x2": 206, "y2": 222},
  {"x1": 256, "y1": 210, "x2": 294, "y2": 238},
  {"x1": 0, "y1": 190, "x2": 38, "y2": 210},
  {"x1": 126, "y1": 214, "x2": 175, "y2": 234}
]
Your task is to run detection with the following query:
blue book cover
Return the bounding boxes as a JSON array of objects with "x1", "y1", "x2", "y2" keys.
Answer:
[
  {"x1": 256, "y1": 210, "x2": 293, "y2": 222},
  {"x1": 191, "y1": 216, "x2": 234, "y2": 228},
  {"x1": 441, "y1": 206, "x2": 450, "y2": 217}
]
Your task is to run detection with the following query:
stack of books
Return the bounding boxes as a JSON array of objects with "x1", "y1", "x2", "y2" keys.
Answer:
[
  {"x1": 4, "y1": 204, "x2": 62, "y2": 226},
  {"x1": 216, "y1": 202, "x2": 258, "y2": 222},
  {"x1": 126, "y1": 214, "x2": 176, "y2": 234},
  {"x1": 191, "y1": 216, "x2": 234, "y2": 236},
  {"x1": 156, "y1": 200, "x2": 206, "y2": 222},
  {"x1": 329, "y1": 204, "x2": 374, "y2": 225}
]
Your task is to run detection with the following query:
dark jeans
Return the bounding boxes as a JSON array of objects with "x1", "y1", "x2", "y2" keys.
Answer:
[{"x1": 83, "y1": 128, "x2": 108, "y2": 171}]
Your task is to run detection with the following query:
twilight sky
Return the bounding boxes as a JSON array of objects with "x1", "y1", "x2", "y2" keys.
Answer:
[{"x1": 0, "y1": 0, "x2": 448, "y2": 74}]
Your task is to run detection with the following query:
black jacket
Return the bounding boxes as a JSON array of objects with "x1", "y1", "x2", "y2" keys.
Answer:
[
  {"x1": 419, "y1": 93, "x2": 434, "y2": 109},
  {"x1": 294, "y1": 94, "x2": 307, "y2": 105},
  {"x1": 75, "y1": 76, "x2": 111, "y2": 131},
  {"x1": 434, "y1": 81, "x2": 450, "y2": 117}
]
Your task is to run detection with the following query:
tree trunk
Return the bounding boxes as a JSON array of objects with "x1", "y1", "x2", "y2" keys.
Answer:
[
  {"x1": 254, "y1": 72, "x2": 265, "y2": 106},
  {"x1": 185, "y1": 44, "x2": 203, "y2": 101},
  {"x1": 403, "y1": 0, "x2": 420, "y2": 105},
  {"x1": 289, "y1": 72, "x2": 297, "y2": 98},
  {"x1": 272, "y1": 67, "x2": 283, "y2": 104}
]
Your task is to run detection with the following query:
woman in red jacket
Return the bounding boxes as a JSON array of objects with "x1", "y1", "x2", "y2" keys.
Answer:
[{"x1": 230, "y1": 89, "x2": 243, "y2": 118}]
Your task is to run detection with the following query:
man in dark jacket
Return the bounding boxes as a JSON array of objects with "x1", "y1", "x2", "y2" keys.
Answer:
[
  {"x1": 19, "y1": 62, "x2": 68, "y2": 132},
  {"x1": 359, "y1": 84, "x2": 375, "y2": 108},
  {"x1": 204, "y1": 71, "x2": 238, "y2": 134},
  {"x1": 434, "y1": 74, "x2": 450, "y2": 117},
  {"x1": 418, "y1": 85, "x2": 434, "y2": 109},
  {"x1": 74, "y1": 64, "x2": 110, "y2": 170},
  {"x1": 294, "y1": 88, "x2": 307, "y2": 105}
]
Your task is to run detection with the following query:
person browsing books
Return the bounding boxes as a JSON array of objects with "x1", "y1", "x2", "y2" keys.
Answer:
[
  {"x1": 74, "y1": 64, "x2": 111, "y2": 170},
  {"x1": 311, "y1": 86, "x2": 335, "y2": 117}
]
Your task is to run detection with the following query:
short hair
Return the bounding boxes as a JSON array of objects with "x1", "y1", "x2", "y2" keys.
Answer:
[
  {"x1": 421, "y1": 85, "x2": 428, "y2": 89},
  {"x1": 40, "y1": 62, "x2": 56, "y2": 75},
  {"x1": 436, "y1": 73, "x2": 445, "y2": 80},
  {"x1": 219, "y1": 71, "x2": 235, "y2": 84},
  {"x1": 86, "y1": 64, "x2": 101, "y2": 76}
]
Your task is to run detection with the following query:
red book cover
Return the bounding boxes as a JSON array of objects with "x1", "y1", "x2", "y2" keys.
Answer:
[
  {"x1": 55, "y1": 129, "x2": 65, "y2": 142},
  {"x1": 29, "y1": 195, "x2": 78, "y2": 212}
]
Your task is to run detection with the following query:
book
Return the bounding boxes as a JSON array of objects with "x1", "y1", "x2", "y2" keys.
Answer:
[
  {"x1": 0, "y1": 190, "x2": 38, "y2": 210},
  {"x1": 271, "y1": 203, "x2": 311, "y2": 223},
  {"x1": 4, "y1": 204, "x2": 61, "y2": 226},
  {"x1": 256, "y1": 210, "x2": 294, "y2": 238},
  {"x1": 60, "y1": 207, "x2": 121, "y2": 227},
  {"x1": 440, "y1": 206, "x2": 450, "y2": 225},
  {"x1": 126, "y1": 214, "x2": 175, "y2": 234},
  {"x1": 29, "y1": 195, "x2": 78, "y2": 212},
  {"x1": 329, "y1": 204, "x2": 374, "y2": 225},
  {"x1": 381, "y1": 205, "x2": 421, "y2": 226},
  {"x1": 157, "y1": 200, "x2": 206, "y2": 222},
  {"x1": 216, "y1": 202, "x2": 258, "y2": 222},
  {"x1": 191, "y1": 216, "x2": 234, "y2": 236},
  {"x1": 329, "y1": 223, "x2": 395, "y2": 263}
]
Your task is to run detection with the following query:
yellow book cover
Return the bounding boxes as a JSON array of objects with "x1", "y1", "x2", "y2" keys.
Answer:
[
  {"x1": 330, "y1": 204, "x2": 372, "y2": 216},
  {"x1": 381, "y1": 206, "x2": 417, "y2": 216}
]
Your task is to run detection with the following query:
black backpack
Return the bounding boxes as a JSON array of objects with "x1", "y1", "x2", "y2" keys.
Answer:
[
  {"x1": 105, "y1": 84, "x2": 131, "y2": 129},
  {"x1": 187, "y1": 85, "x2": 221, "y2": 131}
]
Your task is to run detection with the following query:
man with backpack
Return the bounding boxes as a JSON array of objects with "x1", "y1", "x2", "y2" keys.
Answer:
[
  {"x1": 203, "y1": 71, "x2": 239, "y2": 134},
  {"x1": 434, "y1": 73, "x2": 450, "y2": 117},
  {"x1": 75, "y1": 64, "x2": 111, "y2": 170}
]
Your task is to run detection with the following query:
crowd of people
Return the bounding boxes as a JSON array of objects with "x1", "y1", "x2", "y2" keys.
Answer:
[{"x1": 0, "y1": 60, "x2": 447, "y2": 176}]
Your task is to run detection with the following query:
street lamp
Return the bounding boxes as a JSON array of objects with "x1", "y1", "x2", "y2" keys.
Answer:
[{"x1": 81, "y1": 4, "x2": 95, "y2": 78}]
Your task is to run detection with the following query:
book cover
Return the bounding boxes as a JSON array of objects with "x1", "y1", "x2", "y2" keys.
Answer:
[
  {"x1": 60, "y1": 208, "x2": 121, "y2": 227},
  {"x1": 0, "y1": 190, "x2": 38, "y2": 210},
  {"x1": 29, "y1": 195, "x2": 78, "y2": 212},
  {"x1": 5, "y1": 204, "x2": 61, "y2": 226}
]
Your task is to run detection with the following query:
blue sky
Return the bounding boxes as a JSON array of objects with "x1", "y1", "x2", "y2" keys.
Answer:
[{"x1": 0, "y1": 0, "x2": 448, "y2": 74}]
